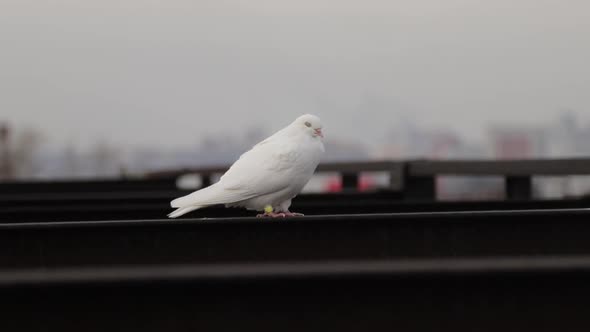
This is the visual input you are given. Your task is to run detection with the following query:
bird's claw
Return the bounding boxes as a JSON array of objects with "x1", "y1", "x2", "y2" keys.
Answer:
[
  {"x1": 284, "y1": 212, "x2": 304, "y2": 217},
  {"x1": 256, "y1": 212, "x2": 304, "y2": 218},
  {"x1": 257, "y1": 212, "x2": 285, "y2": 218}
]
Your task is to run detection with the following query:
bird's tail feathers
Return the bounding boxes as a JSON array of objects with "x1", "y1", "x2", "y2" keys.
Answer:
[
  {"x1": 171, "y1": 183, "x2": 250, "y2": 208},
  {"x1": 167, "y1": 206, "x2": 203, "y2": 219},
  {"x1": 171, "y1": 185, "x2": 221, "y2": 208},
  {"x1": 168, "y1": 183, "x2": 253, "y2": 218}
]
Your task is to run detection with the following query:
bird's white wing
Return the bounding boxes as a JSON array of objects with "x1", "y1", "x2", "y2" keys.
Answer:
[
  {"x1": 219, "y1": 138, "x2": 299, "y2": 194},
  {"x1": 171, "y1": 138, "x2": 299, "y2": 208}
]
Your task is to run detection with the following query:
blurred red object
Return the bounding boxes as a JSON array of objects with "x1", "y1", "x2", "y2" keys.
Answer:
[{"x1": 325, "y1": 175, "x2": 375, "y2": 192}]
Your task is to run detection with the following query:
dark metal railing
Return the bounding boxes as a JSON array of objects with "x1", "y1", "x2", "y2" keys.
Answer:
[
  {"x1": 406, "y1": 158, "x2": 590, "y2": 200},
  {"x1": 145, "y1": 161, "x2": 405, "y2": 191},
  {"x1": 1, "y1": 158, "x2": 589, "y2": 200},
  {"x1": 146, "y1": 158, "x2": 590, "y2": 200}
]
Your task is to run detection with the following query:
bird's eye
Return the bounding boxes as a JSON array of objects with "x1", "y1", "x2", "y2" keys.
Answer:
[{"x1": 305, "y1": 121, "x2": 312, "y2": 127}]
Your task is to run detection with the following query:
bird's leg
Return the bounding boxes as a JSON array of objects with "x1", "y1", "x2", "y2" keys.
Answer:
[
  {"x1": 257, "y1": 205, "x2": 274, "y2": 218},
  {"x1": 277, "y1": 199, "x2": 304, "y2": 217}
]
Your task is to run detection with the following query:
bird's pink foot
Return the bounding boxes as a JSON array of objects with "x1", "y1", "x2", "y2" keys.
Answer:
[{"x1": 256, "y1": 212, "x2": 287, "y2": 218}]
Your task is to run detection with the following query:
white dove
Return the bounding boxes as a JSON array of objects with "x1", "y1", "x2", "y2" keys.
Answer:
[{"x1": 167, "y1": 114, "x2": 325, "y2": 218}]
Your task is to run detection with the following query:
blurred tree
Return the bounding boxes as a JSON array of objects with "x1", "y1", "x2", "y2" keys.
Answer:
[
  {"x1": 0, "y1": 124, "x2": 13, "y2": 179},
  {"x1": 62, "y1": 144, "x2": 81, "y2": 177},
  {"x1": 89, "y1": 141, "x2": 122, "y2": 177},
  {"x1": 12, "y1": 127, "x2": 44, "y2": 178}
]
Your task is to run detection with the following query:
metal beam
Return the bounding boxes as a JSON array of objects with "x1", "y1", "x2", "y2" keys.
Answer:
[
  {"x1": 3, "y1": 209, "x2": 590, "y2": 270},
  {"x1": 2, "y1": 256, "x2": 590, "y2": 331}
]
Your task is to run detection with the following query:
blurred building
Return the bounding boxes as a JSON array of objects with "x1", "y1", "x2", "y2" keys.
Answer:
[
  {"x1": 0, "y1": 124, "x2": 12, "y2": 180},
  {"x1": 3, "y1": 110, "x2": 589, "y2": 199},
  {"x1": 488, "y1": 126, "x2": 546, "y2": 159},
  {"x1": 488, "y1": 111, "x2": 590, "y2": 198}
]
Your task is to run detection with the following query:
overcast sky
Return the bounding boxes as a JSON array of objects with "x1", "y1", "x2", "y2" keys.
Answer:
[{"x1": 1, "y1": 0, "x2": 589, "y2": 149}]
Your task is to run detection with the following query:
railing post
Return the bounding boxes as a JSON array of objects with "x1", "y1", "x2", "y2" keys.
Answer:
[
  {"x1": 341, "y1": 173, "x2": 358, "y2": 191},
  {"x1": 505, "y1": 176, "x2": 532, "y2": 200},
  {"x1": 405, "y1": 176, "x2": 436, "y2": 200},
  {"x1": 389, "y1": 163, "x2": 404, "y2": 192},
  {"x1": 404, "y1": 163, "x2": 436, "y2": 200}
]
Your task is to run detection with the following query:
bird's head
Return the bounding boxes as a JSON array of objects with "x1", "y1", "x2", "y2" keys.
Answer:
[{"x1": 294, "y1": 114, "x2": 323, "y2": 138}]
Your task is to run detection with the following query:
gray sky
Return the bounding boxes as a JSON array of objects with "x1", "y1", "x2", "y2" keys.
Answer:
[{"x1": 1, "y1": 0, "x2": 589, "y2": 149}]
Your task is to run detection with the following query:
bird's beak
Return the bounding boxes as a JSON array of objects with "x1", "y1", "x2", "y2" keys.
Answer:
[{"x1": 314, "y1": 128, "x2": 323, "y2": 137}]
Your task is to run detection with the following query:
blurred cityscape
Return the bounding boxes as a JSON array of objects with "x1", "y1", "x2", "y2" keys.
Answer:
[{"x1": 1, "y1": 110, "x2": 589, "y2": 199}]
